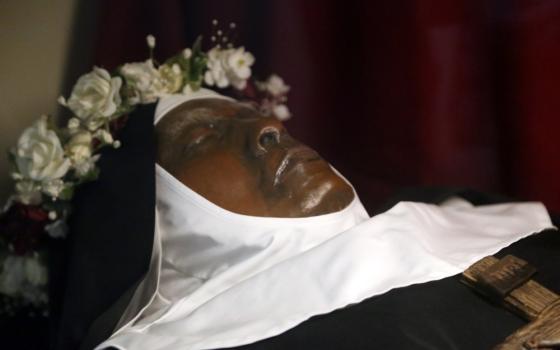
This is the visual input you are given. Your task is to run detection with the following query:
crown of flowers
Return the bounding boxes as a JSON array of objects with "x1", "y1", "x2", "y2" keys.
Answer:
[{"x1": 0, "y1": 26, "x2": 290, "y2": 315}]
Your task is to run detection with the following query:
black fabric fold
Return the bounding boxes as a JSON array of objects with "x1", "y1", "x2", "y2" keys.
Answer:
[{"x1": 52, "y1": 104, "x2": 157, "y2": 350}]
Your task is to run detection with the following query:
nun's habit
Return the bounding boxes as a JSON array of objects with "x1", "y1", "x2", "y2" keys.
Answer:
[{"x1": 53, "y1": 93, "x2": 559, "y2": 350}]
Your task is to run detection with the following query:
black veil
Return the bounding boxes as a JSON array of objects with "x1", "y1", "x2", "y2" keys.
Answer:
[{"x1": 52, "y1": 104, "x2": 157, "y2": 350}]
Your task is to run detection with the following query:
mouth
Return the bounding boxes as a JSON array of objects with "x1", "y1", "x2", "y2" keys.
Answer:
[{"x1": 273, "y1": 146, "x2": 321, "y2": 186}]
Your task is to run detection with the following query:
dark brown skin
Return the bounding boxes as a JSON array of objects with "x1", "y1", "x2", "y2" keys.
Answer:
[{"x1": 155, "y1": 98, "x2": 354, "y2": 217}]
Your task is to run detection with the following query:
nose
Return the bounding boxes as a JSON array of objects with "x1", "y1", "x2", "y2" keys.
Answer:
[{"x1": 250, "y1": 117, "x2": 285, "y2": 156}]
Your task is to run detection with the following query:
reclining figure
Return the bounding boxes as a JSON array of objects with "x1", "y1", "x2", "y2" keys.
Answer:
[{"x1": 54, "y1": 91, "x2": 559, "y2": 350}]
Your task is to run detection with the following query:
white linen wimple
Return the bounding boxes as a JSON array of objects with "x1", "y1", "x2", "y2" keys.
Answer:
[{"x1": 154, "y1": 88, "x2": 233, "y2": 125}]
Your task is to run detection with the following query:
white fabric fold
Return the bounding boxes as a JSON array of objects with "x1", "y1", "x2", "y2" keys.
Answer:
[
  {"x1": 96, "y1": 164, "x2": 554, "y2": 350},
  {"x1": 154, "y1": 89, "x2": 233, "y2": 125}
]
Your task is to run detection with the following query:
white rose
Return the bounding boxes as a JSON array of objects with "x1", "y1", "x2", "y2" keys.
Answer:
[
  {"x1": 66, "y1": 131, "x2": 93, "y2": 164},
  {"x1": 273, "y1": 104, "x2": 291, "y2": 121},
  {"x1": 15, "y1": 118, "x2": 71, "y2": 182},
  {"x1": 15, "y1": 180, "x2": 41, "y2": 205},
  {"x1": 120, "y1": 60, "x2": 163, "y2": 104},
  {"x1": 0, "y1": 256, "x2": 26, "y2": 296},
  {"x1": 67, "y1": 67, "x2": 122, "y2": 123},
  {"x1": 24, "y1": 256, "x2": 48, "y2": 286},
  {"x1": 158, "y1": 63, "x2": 183, "y2": 94}
]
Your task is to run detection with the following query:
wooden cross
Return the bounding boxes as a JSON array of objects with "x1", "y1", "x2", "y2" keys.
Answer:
[{"x1": 462, "y1": 255, "x2": 560, "y2": 349}]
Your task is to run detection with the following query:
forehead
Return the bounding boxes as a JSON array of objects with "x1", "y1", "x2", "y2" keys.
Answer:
[{"x1": 160, "y1": 98, "x2": 260, "y2": 127}]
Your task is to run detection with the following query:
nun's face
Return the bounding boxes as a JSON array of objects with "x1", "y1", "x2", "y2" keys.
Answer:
[{"x1": 156, "y1": 98, "x2": 354, "y2": 217}]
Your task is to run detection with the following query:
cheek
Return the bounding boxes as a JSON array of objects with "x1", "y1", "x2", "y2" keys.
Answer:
[{"x1": 176, "y1": 151, "x2": 269, "y2": 215}]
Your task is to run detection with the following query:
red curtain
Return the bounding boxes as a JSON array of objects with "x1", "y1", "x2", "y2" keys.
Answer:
[{"x1": 93, "y1": 0, "x2": 560, "y2": 212}]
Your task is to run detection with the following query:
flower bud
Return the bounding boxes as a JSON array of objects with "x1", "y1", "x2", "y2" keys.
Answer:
[{"x1": 146, "y1": 34, "x2": 156, "y2": 49}]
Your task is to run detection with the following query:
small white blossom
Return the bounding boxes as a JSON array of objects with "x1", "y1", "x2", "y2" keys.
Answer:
[
  {"x1": 0, "y1": 256, "x2": 26, "y2": 296},
  {"x1": 146, "y1": 34, "x2": 156, "y2": 49},
  {"x1": 226, "y1": 47, "x2": 254, "y2": 88},
  {"x1": 182, "y1": 84, "x2": 194, "y2": 95},
  {"x1": 15, "y1": 180, "x2": 41, "y2": 205},
  {"x1": 45, "y1": 219, "x2": 68, "y2": 238},
  {"x1": 204, "y1": 48, "x2": 229, "y2": 88},
  {"x1": 74, "y1": 154, "x2": 100, "y2": 177},
  {"x1": 66, "y1": 67, "x2": 122, "y2": 129},
  {"x1": 57, "y1": 96, "x2": 67, "y2": 106},
  {"x1": 67, "y1": 117, "x2": 80, "y2": 130},
  {"x1": 120, "y1": 60, "x2": 164, "y2": 104},
  {"x1": 15, "y1": 118, "x2": 71, "y2": 182},
  {"x1": 85, "y1": 118, "x2": 103, "y2": 131},
  {"x1": 272, "y1": 104, "x2": 291, "y2": 121},
  {"x1": 66, "y1": 131, "x2": 93, "y2": 164},
  {"x1": 113, "y1": 140, "x2": 121, "y2": 149},
  {"x1": 11, "y1": 172, "x2": 23, "y2": 181},
  {"x1": 182, "y1": 48, "x2": 192, "y2": 59},
  {"x1": 94, "y1": 129, "x2": 113, "y2": 144},
  {"x1": 158, "y1": 63, "x2": 183, "y2": 94},
  {"x1": 42, "y1": 179, "x2": 65, "y2": 198},
  {"x1": 48, "y1": 211, "x2": 57, "y2": 220},
  {"x1": 24, "y1": 256, "x2": 48, "y2": 287},
  {"x1": 204, "y1": 47, "x2": 254, "y2": 90},
  {"x1": 20, "y1": 285, "x2": 48, "y2": 306},
  {"x1": 259, "y1": 74, "x2": 290, "y2": 96}
]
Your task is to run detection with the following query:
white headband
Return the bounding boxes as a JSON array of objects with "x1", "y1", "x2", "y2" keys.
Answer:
[{"x1": 153, "y1": 88, "x2": 234, "y2": 125}]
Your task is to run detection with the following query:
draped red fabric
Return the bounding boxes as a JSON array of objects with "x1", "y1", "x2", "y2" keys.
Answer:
[{"x1": 94, "y1": 0, "x2": 560, "y2": 212}]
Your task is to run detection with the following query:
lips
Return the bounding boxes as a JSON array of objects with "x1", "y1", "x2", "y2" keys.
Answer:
[{"x1": 273, "y1": 146, "x2": 321, "y2": 186}]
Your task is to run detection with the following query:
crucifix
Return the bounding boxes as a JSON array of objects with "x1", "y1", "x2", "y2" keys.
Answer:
[{"x1": 462, "y1": 254, "x2": 560, "y2": 349}]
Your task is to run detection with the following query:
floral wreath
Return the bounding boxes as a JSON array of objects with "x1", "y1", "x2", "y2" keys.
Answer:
[{"x1": 0, "y1": 24, "x2": 290, "y2": 316}]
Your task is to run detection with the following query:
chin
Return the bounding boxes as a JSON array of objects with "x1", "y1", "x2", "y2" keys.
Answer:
[{"x1": 296, "y1": 169, "x2": 355, "y2": 216}]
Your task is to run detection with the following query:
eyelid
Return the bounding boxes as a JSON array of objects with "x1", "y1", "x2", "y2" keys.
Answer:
[{"x1": 184, "y1": 125, "x2": 220, "y2": 152}]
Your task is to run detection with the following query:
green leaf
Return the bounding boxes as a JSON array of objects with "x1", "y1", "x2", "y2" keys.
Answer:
[
  {"x1": 192, "y1": 36, "x2": 203, "y2": 56},
  {"x1": 42, "y1": 199, "x2": 71, "y2": 214},
  {"x1": 115, "y1": 102, "x2": 134, "y2": 118},
  {"x1": 80, "y1": 167, "x2": 100, "y2": 184},
  {"x1": 189, "y1": 36, "x2": 207, "y2": 84},
  {"x1": 58, "y1": 185, "x2": 75, "y2": 201}
]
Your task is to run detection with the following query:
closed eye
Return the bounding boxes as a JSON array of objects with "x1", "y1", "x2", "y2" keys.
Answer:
[{"x1": 184, "y1": 125, "x2": 220, "y2": 154}]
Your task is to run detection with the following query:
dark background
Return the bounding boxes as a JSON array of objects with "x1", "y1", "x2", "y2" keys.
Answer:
[{"x1": 66, "y1": 0, "x2": 560, "y2": 212}]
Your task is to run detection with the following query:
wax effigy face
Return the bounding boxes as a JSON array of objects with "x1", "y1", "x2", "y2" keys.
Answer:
[{"x1": 155, "y1": 98, "x2": 354, "y2": 217}]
